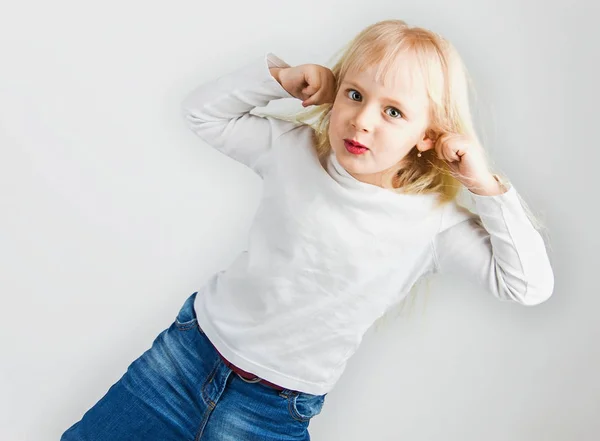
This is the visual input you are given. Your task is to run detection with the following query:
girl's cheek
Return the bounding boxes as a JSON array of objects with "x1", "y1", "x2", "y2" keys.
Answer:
[
  {"x1": 330, "y1": 107, "x2": 346, "y2": 127},
  {"x1": 329, "y1": 109, "x2": 339, "y2": 128}
]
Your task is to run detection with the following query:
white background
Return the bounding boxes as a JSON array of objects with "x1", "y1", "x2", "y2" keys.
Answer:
[{"x1": 1, "y1": 1, "x2": 597, "y2": 440}]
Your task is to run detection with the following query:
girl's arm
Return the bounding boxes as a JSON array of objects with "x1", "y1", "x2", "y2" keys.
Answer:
[
  {"x1": 180, "y1": 53, "x2": 301, "y2": 177},
  {"x1": 431, "y1": 184, "x2": 554, "y2": 306}
]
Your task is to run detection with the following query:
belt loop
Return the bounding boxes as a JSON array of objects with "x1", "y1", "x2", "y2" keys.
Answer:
[{"x1": 278, "y1": 388, "x2": 296, "y2": 398}]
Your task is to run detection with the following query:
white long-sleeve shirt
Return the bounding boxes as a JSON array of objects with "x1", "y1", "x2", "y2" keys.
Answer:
[{"x1": 180, "y1": 52, "x2": 554, "y2": 395}]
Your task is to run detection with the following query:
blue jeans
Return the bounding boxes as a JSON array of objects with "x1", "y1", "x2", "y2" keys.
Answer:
[{"x1": 60, "y1": 292, "x2": 327, "y2": 440}]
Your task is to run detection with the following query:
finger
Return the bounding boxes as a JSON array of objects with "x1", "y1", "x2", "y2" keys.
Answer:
[
  {"x1": 302, "y1": 83, "x2": 324, "y2": 106},
  {"x1": 437, "y1": 134, "x2": 459, "y2": 162},
  {"x1": 304, "y1": 88, "x2": 325, "y2": 106},
  {"x1": 301, "y1": 86, "x2": 319, "y2": 105},
  {"x1": 302, "y1": 90, "x2": 314, "y2": 106},
  {"x1": 448, "y1": 136, "x2": 468, "y2": 162},
  {"x1": 302, "y1": 82, "x2": 318, "y2": 96},
  {"x1": 312, "y1": 71, "x2": 332, "y2": 103},
  {"x1": 323, "y1": 77, "x2": 337, "y2": 103},
  {"x1": 446, "y1": 145, "x2": 461, "y2": 162},
  {"x1": 435, "y1": 134, "x2": 450, "y2": 161},
  {"x1": 443, "y1": 148, "x2": 455, "y2": 163},
  {"x1": 303, "y1": 70, "x2": 320, "y2": 94}
]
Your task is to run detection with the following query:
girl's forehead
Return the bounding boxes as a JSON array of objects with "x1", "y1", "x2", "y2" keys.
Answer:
[{"x1": 345, "y1": 54, "x2": 428, "y2": 102}]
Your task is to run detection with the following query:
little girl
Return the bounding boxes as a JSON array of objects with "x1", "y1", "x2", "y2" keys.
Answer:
[{"x1": 61, "y1": 19, "x2": 554, "y2": 441}]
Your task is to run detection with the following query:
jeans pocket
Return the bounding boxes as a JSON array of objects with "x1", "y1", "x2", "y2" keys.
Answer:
[
  {"x1": 288, "y1": 392, "x2": 327, "y2": 422},
  {"x1": 174, "y1": 292, "x2": 205, "y2": 335}
]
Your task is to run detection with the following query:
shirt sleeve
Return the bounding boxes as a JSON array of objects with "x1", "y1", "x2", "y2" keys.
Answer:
[
  {"x1": 431, "y1": 183, "x2": 555, "y2": 306},
  {"x1": 180, "y1": 53, "x2": 302, "y2": 177}
]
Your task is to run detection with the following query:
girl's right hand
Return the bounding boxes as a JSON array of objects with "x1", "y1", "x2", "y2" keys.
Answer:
[{"x1": 270, "y1": 64, "x2": 337, "y2": 107}]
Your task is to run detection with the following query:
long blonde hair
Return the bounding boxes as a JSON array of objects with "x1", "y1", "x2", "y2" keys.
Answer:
[{"x1": 257, "y1": 19, "x2": 552, "y2": 321}]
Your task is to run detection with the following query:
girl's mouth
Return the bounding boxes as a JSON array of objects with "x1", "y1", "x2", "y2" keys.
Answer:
[{"x1": 344, "y1": 139, "x2": 369, "y2": 155}]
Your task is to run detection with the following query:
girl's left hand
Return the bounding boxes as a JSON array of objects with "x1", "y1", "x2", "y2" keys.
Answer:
[{"x1": 434, "y1": 133, "x2": 502, "y2": 194}]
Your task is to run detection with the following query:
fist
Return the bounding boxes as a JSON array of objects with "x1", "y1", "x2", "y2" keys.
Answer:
[
  {"x1": 272, "y1": 64, "x2": 337, "y2": 107},
  {"x1": 433, "y1": 132, "x2": 496, "y2": 191}
]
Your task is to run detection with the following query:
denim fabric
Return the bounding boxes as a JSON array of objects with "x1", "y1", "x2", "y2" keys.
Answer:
[{"x1": 60, "y1": 292, "x2": 327, "y2": 440}]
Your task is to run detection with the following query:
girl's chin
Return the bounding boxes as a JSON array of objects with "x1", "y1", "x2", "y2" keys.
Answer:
[{"x1": 336, "y1": 153, "x2": 370, "y2": 174}]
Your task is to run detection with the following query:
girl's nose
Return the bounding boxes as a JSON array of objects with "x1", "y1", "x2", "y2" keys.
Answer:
[{"x1": 351, "y1": 107, "x2": 376, "y2": 132}]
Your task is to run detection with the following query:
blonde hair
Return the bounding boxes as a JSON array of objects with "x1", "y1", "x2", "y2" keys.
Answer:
[{"x1": 257, "y1": 19, "x2": 552, "y2": 321}]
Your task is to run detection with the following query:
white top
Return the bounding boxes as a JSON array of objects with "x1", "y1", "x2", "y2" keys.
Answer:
[{"x1": 180, "y1": 52, "x2": 554, "y2": 395}]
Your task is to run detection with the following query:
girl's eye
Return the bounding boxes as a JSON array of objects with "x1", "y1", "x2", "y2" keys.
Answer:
[
  {"x1": 346, "y1": 89, "x2": 403, "y2": 119},
  {"x1": 347, "y1": 89, "x2": 362, "y2": 101},
  {"x1": 386, "y1": 107, "x2": 402, "y2": 119}
]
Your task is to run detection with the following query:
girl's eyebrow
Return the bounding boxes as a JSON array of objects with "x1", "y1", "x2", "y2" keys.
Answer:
[{"x1": 342, "y1": 80, "x2": 414, "y2": 115}]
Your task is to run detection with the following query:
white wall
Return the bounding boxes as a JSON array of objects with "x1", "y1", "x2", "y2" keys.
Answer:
[{"x1": 1, "y1": 1, "x2": 597, "y2": 440}]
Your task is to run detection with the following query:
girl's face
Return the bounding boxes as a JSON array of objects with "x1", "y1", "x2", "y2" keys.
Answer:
[{"x1": 328, "y1": 51, "x2": 434, "y2": 187}]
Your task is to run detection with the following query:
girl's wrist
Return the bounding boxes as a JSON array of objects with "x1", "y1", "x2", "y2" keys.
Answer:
[
  {"x1": 269, "y1": 67, "x2": 283, "y2": 84},
  {"x1": 468, "y1": 174, "x2": 508, "y2": 196}
]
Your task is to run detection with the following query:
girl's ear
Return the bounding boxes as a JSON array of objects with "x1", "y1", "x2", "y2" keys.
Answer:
[{"x1": 416, "y1": 129, "x2": 437, "y2": 152}]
